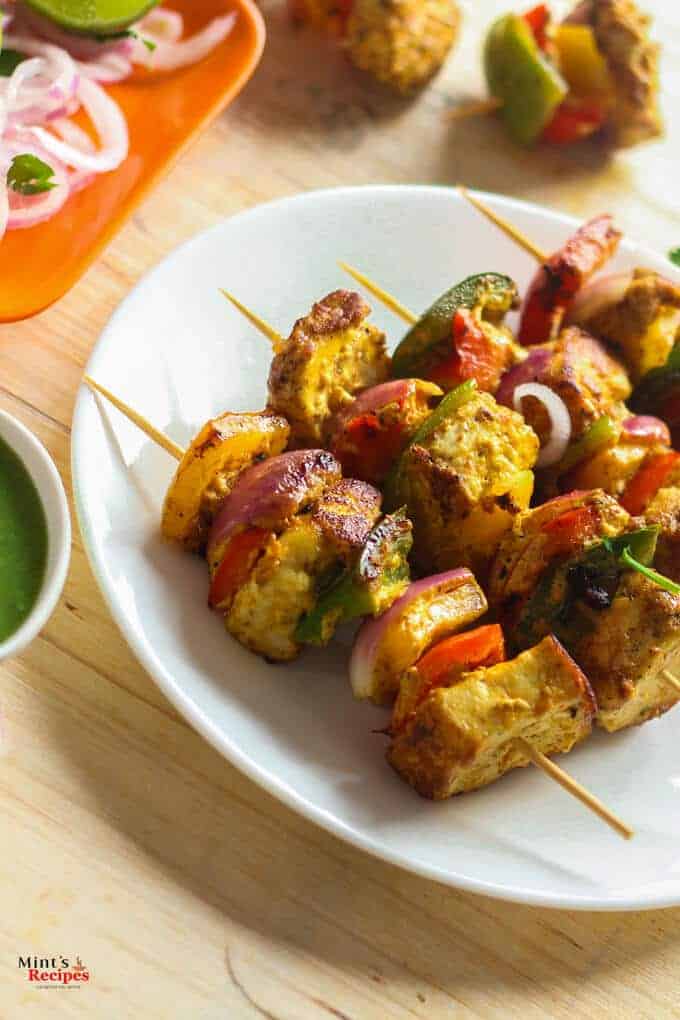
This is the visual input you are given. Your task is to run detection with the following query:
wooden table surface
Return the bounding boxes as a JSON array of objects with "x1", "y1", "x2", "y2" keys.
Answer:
[{"x1": 2, "y1": 1, "x2": 680, "y2": 1016}]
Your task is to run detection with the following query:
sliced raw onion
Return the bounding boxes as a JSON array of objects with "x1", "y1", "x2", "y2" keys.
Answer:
[
  {"x1": 0, "y1": 5, "x2": 238, "y2": 234},
  {"x1": 568, "y1": 271, "x2": 634, "y2": 325},
  {"x1": 131, "y1": 12, "x2": 237, "y2": 71},
  {"x1": 513, "y1": 383, "x2": 572, "y2": 468},
  {"x1": 496, "y1": 347, "x2": 552, "y2": 407},
  {"x1": 30, "y1": 75, "x2": 129, "y2": 172}
]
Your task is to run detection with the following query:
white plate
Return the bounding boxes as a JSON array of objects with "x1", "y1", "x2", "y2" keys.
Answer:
[{"x1": 73, "y1": 186, "x2": 680, "y2": 911}]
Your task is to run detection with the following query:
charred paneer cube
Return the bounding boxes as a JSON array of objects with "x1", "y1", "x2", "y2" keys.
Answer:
[
  {"x1": 645, "y1": 482, "x2": 680, "y2": 583},
  {"x1": 398, "y1": 390, "x2": 539, "y2": 577},
  {"x1": 226, "y1": 479, "x2": 381, "y2": 661},
  {"x1": 387, "y1": 635, "x2": 596, "y2": 799},
  {"x1": 268, "y1": 290, "x2": 390, "y2": 449}
]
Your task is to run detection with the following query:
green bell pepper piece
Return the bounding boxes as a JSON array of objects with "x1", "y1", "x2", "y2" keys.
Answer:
[
  {"x1": 391, "y1": 273, "x2": 517, "y2": 380},
  {"x1": 383, "y1": 380, "x2": 478, "y2": 508},
  {"x1": 557, "y1": 415, "x2": 620, "y2": 475},
  {"x1": 631, "y1": 341, "x2": 680, "y2": 418},
  {"x1": 484, "y1": 13, "x2": 568, "y2": 146},
  {"x1": 295, "y1": 509, "x2": 413, "y2": 647}
]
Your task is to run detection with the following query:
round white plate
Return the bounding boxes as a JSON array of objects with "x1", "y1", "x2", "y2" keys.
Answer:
[{"x1": 73, "y1": 186, "x2": 680, "y2": 911}]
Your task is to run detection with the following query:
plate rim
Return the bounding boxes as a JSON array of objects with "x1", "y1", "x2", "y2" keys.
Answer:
[{"x1": 72, "y1": 184, "x2": 680, "y2": 912}]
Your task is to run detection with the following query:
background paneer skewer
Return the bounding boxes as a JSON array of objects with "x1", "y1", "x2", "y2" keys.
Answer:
[
  {"x1": 449, "y1": 0, "x2": 663, "y2": 151},
  {"x1": 83, "y1": 377, "x2": 634, "y2": 835}
]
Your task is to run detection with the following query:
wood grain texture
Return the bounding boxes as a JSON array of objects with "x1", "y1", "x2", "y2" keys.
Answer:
[{"x1": 2, "y1": 1, "x2": 680, "y2": 1016}]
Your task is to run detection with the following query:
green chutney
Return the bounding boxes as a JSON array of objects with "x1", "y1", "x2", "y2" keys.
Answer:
[{"x1": 0, "y1": 436, "x2": 48, "y2": 643}]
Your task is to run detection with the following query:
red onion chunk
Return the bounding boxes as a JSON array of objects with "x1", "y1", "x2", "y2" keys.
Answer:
[
  {"x1": 622, "y1": 416, "x2": 671, "y2": 446},
  {"x1": 568, "y1": 271, "x2": 633, "y2": 326},
  {"x1": 496, "y1": 347, "x2": 552, "y2": 407},
  {"x1": 349, "y1": 568, "x2": 488, "y2": 704},
  {"x1": 207, "y1": 449, "x2": 341, "y2": 562}
]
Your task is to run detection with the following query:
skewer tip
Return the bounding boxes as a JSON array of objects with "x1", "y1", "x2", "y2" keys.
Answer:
[{"x1": 220, "y1": 289, "x2": 285, "y2": 352}]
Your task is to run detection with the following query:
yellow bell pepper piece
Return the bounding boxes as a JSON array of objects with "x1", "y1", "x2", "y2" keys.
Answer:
[{"x1": 553, "y1": 24, "x2": 613, "y2": 98}]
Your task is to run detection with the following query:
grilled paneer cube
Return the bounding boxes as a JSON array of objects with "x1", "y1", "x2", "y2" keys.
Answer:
[
  {"x1": 514, "y1": 328, "x2": 630, "y2": 445},
  {"x1": 268, "y1": 290, "x2": 390, "y2": 448},
  {"x1": 399, "y1": 390, "x2": 539, "y2": 576},
  {"x1": 388, "y1": 635, "x2": 596, "y2": 799},
  {"x1": 567, "y1": 572, "x2": 680, "y2": 731},
  {"x1": 581, "y1": 270, "x2": 680, "y2": 382},
  {"x1": 592, "y1": 0, "x2": 663, "y2": 149},
  {"x1": 162, "y1": 411, "x2": 290, "y2": 553},
  {"x1": 345, "y1": 0, "x2": 461, "y2": 93},
  {"x1": 226, "y1": 479, "x2": 381, "y2": 661}
]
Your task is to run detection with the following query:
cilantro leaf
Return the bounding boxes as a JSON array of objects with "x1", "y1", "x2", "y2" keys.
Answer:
[
  {"x1": 670, "y1": 248, "x2": 680, "y2": 267},
  {"x1": 7, "y1": 154, "x2": 56, "y2": 196},
  {"x1": 619, "y1": 546, "x2": 680, "y2": 595}
]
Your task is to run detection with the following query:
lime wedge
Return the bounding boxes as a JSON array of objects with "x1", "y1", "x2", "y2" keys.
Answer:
[{"x1": 21, "y1": 0, "x2": 160, "y2": 37}]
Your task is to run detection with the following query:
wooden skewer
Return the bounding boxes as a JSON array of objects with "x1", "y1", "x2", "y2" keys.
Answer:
[
  {"x1": 220, "y1": 289, "x2": 286, "y2": 353},
  {"x1": 446, "y1": 96, "x2": 504, "y2": 121},
  {"x1": 458, "y1": 185, "x2": 548, "y2": 264},
  {"x1": 83, "y1": 382, "x2": 635, "y2": 839},
  {"x1": 516, "y1": 738, "x2": 634, "y2": 840},
  {"x1": 663, "y1": 670, "x2": 680, "y2": 695},
  {"x1": 339, "y1": 262, "x2": 419, "y2": 326},
  {"x1": 83, "y1": 376, "x2": 184, "y2": 461}
]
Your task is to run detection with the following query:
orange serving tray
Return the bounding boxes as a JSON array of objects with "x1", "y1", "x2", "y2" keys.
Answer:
[{"x1": 0, "y1": 0, "x2": 265, "y2": 321}]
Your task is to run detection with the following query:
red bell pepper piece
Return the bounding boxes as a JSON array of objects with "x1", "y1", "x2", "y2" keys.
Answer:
[
  {"x1": 208, "y1": 527, "x2": 271, "y2": 610},
  {"x1": 541, "y1": 504, "x2": 600, "y2": 556},
  {"x1": 518, "y1": 214, "x2": 622, "y2": 345},
  {"x1": 620, "y1": 451, "x2": 680, "y2": 516},
  {"x1": 415, "y1": 624, "x2": 506, "y2": 688},
  {"x1": 333, "y1": 410, "x2": 406, "y2": 485},
  {"x1": 542, "y1": 97, "x2": 607, "y2": 145},
  {"x1": 425, "y1": 308, "x2": 512, "y2": 393},
  {"x1": 523, "y1": 3, "x2": 551, "y2": 51}
]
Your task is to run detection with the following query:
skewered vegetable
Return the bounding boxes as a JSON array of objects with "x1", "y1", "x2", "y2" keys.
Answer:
[
  {"x1": 161, "y1": 410, "x2": 290, "y2": 553},
  {"x1": 391, "y1": 273, "x2": 519, "y2": 387},
  {"x1": 519, "y1": 215, "x2": 622, "y2": 345},
  {"x1": 391, "y1": 623, "x2": 506, "y2": 734},
  {"x1": 268, "y1": 290, "x2": 390, "y2": 448},
  {"x1": 328, "y1": 379, "x2": 442, "y2": 486},
  {"x1": 349, "y1": 568, "x2": 488, "y2": 704},
  {"x1": 481, "y1": 0, "x2": 663, "y2": 150},
  {"x1": 387, "y1": 634, "x2": 596, "y2": 799}
]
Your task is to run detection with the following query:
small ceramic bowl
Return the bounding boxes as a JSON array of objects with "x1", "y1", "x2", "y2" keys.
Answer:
[{"x1": 0, "y1": 410, "x2": 71, "y2": 661}]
